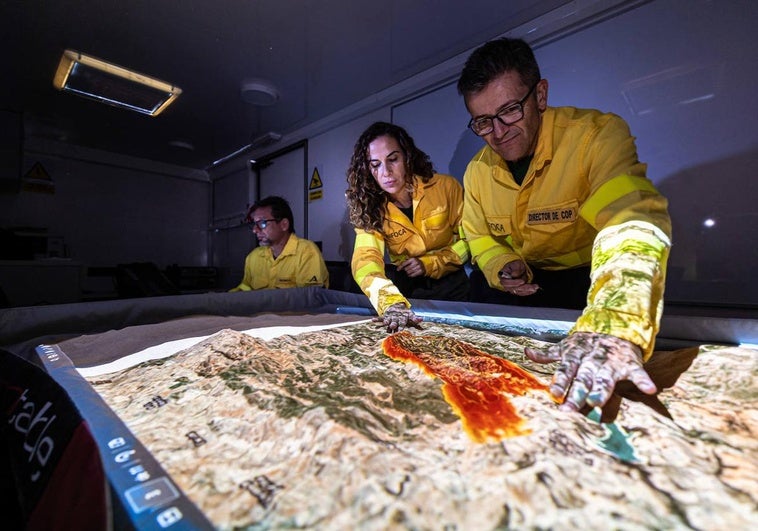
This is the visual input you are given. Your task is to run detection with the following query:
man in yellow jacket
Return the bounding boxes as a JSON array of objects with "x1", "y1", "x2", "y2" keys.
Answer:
[
  {"x1": 230, "y1": 196, "x2": 328, "y2": 291},
  {"x1": 458, "y1": 38, "x2": 671, "y2": 414}
]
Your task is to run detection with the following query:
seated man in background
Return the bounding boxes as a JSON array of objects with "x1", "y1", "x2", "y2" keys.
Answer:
[
  {"x1": 230, "y1": 195, "x2": 329, "y2": 291},
  {"x1": 458, "y1": 38, "x2": 672, "y2": 414}
]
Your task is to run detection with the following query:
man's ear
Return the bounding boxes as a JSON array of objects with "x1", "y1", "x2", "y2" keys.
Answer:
[
  {"x1": 536, "y1": 79, "x2": 549, "y2": 113},
  {"x1": 280, "y1": 218, "x2": 291, "y2": 232}
]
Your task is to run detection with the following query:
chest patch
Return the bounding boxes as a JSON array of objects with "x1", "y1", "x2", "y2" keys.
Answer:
[
  {"x1": 386, "y1": 227, "x2": 408, "y2": 239},
  {"x1": 527, "y1": 206, "x2": 577, "y2": 225}
]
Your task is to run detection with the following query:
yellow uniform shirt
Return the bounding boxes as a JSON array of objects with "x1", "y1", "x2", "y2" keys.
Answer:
[
  {"x1": 232, "y1": 233, "x2": 329, "y2": 291},
  {"x1": 352, "y1": 173, "x2": 469, "y2": 315},
  {"x1": 463, "y1": 106, "x2": 671, "y2": 358}
]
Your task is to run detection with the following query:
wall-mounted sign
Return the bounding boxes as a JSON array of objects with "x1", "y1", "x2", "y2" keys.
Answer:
[
  {"x1": 23, "y1": 162, "x2": 55, "y2": 194},
  {"x1": 309, "y1": 167, "x2": 323, "y2": 202},
  {"x1": 309, "y1": 168, "x2": 323, "y2": 190}
]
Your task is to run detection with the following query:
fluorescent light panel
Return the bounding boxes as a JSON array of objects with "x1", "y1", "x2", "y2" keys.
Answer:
[{"x1": 53, "y1": 50, "x2": 181, "y2": 116}]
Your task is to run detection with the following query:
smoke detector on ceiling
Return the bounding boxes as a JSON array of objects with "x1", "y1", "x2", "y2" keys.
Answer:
[{"x1": 240, "y1": 78, "x2": 279, "y2": 106}]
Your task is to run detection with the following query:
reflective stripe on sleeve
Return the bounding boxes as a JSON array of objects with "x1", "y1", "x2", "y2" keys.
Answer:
[
  {"x1": 470, "y1": 238, "x2": 505, "y2": 269},
  {"x1": 469, "y1": 235, "x2": 500, "y2": 263},
  {"x1": 579, "y1": 174, "x2": 659, "y2": 226},
  {"x1": 355, "y1": 261, "x2": 384, "y2": 281},
  {"x1": 355, "y1": 231, "x2": 384, "y2": 251},
  {"x1": 452, "y1": 239, "x2": 469, "y2": 262}
]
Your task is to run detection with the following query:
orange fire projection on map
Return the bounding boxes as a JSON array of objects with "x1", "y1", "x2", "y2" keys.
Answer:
[{"x1": 383, "y1": 331, "x2": 551, "y2": 442}]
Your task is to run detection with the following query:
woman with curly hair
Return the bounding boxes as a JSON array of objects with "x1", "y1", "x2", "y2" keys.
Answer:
[{"x1": 346, "y1": 121, "x2": 470, "y2": 332}]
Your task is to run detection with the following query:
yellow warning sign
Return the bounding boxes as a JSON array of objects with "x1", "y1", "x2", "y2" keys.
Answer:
[
  {"x1": 309, "y1": 190, "x2": 323, "y2": 202},
  {"x1": 309, "y1": 167, "x2": 323, "y2": 190},
  {"x1": 22, "y1": 162, "x2": 55, "y2": 194},
  {"x1": 24, "y1": 162, "x2": 53, "y2": 182}
]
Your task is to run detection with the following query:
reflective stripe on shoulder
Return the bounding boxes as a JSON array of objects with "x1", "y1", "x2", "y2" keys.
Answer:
[{"x1": 579, "y1": 174, "x2": 659, "y2": 225}]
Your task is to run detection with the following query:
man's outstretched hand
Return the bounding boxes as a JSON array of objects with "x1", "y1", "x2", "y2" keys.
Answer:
[
  {"x1": 525, "y1": 332, "x2": 656, "y2": 412},
  {"x1": 373, "y1": 303, "x2": 424, "y2": 333}
]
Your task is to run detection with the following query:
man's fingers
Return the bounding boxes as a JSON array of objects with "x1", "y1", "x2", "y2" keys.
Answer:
[
  {"x1": 500, "y1": 279, "x2": 540, "y2": 296},
  {"x1": 629, "y1": 367, "x2": 657, "y2": 395},
  {"x1": 547, "y1": 342, "x2": 585, "y2": 403},
  {"x1": 586, "y1": 366, "x2": 615, "y2": 408},
  {"x1": 550, "y1": 361, "x2": 579, "y2": 402},
  {"x1": 560, "y1": 379, "x2": 590, "y2": 411},
  {"x1": 513, "y1": 283, "x2": 540, "y2": 296},
  {"x1": 500, "y1": 278, "x2": 525, "y2": 288},
  {"x1": 502, "y1": 260, "x2": 526, "y2": 279},
  {"x1": 524, "y1": 346, "x2": 560, "y2": 363},
  {"x1": 560, "y1": 363, "x2": 598, "y2": 410}
]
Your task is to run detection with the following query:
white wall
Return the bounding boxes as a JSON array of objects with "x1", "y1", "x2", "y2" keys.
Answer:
[
  {"x1": 208, "y1": 163, "x2": 254, "y2": 289},
  {"x1": 307, "y1": 108, "x2": 390, "y2": 262},
  {"x1": 537, "y1": 0, "x2": 758, "y2": 306},
  {"x1": 392, "y1": 83, "x2": 485, "y2": 181},
  {"x1": 388, "y1": 0, "x2": 758, "y2": 307},
  {"x1": 0, "y1": 143, "x2": 210, "y2": 268}
]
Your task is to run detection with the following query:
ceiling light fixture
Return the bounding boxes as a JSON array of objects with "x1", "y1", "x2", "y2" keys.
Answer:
[
  {"x1": 251, "y1": 131, "x2": 282, "y2": 149},
  {"x1": 53, "y1": 49, "x2": 182, "y2": 116},
  {"x1": 240, "y1": 78, "x2": 279, "y2": 106},
  {"x1": 168, "y1": 139, "x2": 195, "y2": 151}
]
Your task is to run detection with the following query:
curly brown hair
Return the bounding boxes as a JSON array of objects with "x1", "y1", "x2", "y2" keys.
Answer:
[{"x1": 346, "y1": 122, "x2": 434, "y2": 232}]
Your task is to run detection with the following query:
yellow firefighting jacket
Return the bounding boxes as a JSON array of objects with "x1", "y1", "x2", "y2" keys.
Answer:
[
  {"x1": 231, "y1": 233, "x2": 329, "y2": 291},
  {"x1": 462, "y1": 106, "x2": 671, "y2": 358},
  {"x1": 352, "y1": 173, "x2": 469, "y2": 315}
]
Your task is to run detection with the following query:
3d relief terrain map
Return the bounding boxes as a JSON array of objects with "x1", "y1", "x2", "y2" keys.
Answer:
[{"x1": 83, "y1": 319, "x2": 756, "y2": 530}]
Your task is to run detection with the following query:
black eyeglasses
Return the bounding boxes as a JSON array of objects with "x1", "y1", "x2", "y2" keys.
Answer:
[
  {"x1": 467, "y1": 81, "x2": 539, "y2": 136},
  {"x1": 250, "y1": 218, "x2": 279, "y2": 230}
]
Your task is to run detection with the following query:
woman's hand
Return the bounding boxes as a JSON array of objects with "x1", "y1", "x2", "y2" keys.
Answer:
[
  {"x1": 374, "y1": 303, "x2": 424, "y2": 333},
  {"x1": 396, "y1": 258, "x2": 426, "y2": 278}
]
